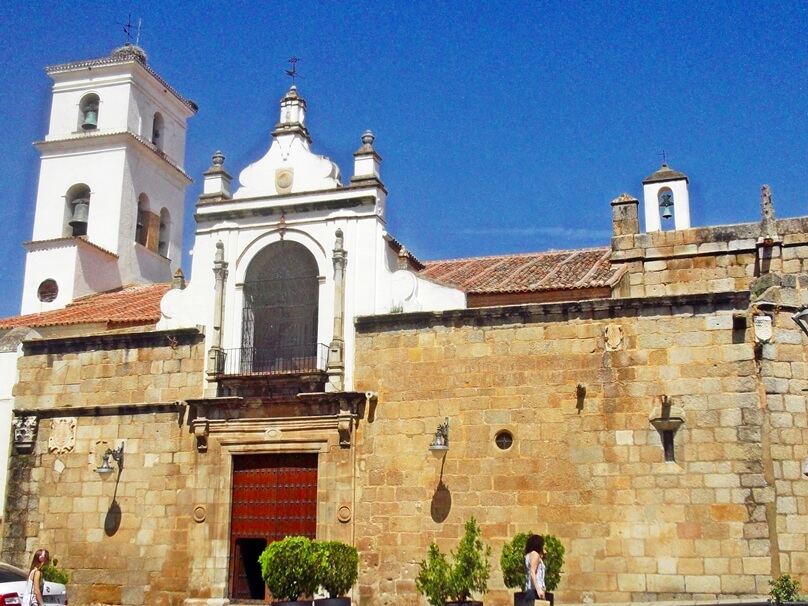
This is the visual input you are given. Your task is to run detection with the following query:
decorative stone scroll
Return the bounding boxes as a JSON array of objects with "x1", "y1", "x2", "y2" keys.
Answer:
[
  {"x1": 192, "y1": 418, "x2": 210, "y2": 452},
  {"x1": 13, "y1": 415, "x2": 38, "y2": 453}
]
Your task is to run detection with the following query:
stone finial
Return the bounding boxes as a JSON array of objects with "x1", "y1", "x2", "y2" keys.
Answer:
[
  {"x1": 214, "y1": 240, "x2": 225, "y2": 262},
  {"x1": 353, "y1": 130, "x2": 382, "y2": 183},
  {"x1": 760, "y1": 184, "x2": 777, "y2": 245},
  {"x1": 201, "y1": 150, "x2": 232, "y2": 198},
  {"x1": 334, "y1": 228, "x2": 344, "y2": 251},
  {"x1": 172, "y1": 268, "x2": 186, "y2": 290}
]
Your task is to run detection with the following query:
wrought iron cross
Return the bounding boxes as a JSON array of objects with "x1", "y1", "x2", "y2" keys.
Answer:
[{"x1": 285, "y1": 56, "x2": 301, "y2": 85}]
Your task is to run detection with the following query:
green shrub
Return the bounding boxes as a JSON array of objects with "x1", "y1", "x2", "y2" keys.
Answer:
[
  {"x1": 543, "y1": 535, "x2": 565, "y2": 592},
  {"x1": 416, "y1": 516, "x2": 491, "y2": 606},
  {"x1": 259, "y1": 536, "x2": 322, "y2": 601},
  {"x1": 769, "y1": 574, "x2": 803, "y2": 604},
  {"x1": 41, "y1": 558, "x2": 69, "y2": 585},
  {"x1": 416, "y1": 542, "x2": 452, "y2": 606},
  {"x1": 500, "y1": 531, "x2": 533, "y2": 590},
  {"x1": 315, "y1": 541, "x2": 359, "y2": 598}
]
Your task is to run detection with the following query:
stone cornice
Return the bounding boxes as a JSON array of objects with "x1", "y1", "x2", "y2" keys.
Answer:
[
  {"x1": 35, "y1": 130, "x2": 193, "y2": 183},
  {"x1": 22, "y1": 326, "x2": 203, "y2": 356},
  {"x1": 23, "y1": 236, "x2": 118, "y2": 258},
  {"x1": 355, "y1": 291, "x2": 752, "y2": 332},
  {"x1": 194, "y1": 192, "x2": 378, "y2": 222},
  {"x1": 13, "y1": 401, "x2": 183, "y2": 418}
]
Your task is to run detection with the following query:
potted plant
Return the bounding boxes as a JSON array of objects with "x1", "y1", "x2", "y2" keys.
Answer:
[
  {"x1": 543, "y1": 535, "x2": 565, "y2": 606},
  {"x1": 500, "y1": 532, "x2": 532, "y2": 606},
  {"x1": 416, "y1": 516, "x2": 492, "y2": 606},
  {"x1": 314, "y1": 540, "x2": 359, "y2": 606},
  {"x1": 769, "y1": 574, "x2": 806, "y2": 604},
  {"x1": 259, "y1": 536, "x2": 322, "y2": 605}
]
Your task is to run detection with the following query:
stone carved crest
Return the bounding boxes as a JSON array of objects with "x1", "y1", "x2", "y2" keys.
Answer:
[
  {"x1": 753, "y1": 314, "x2": 773, "y2": 343},
  {"x1": 604, "y1": 324, "x2": 624, "y2": 351},
  {"x1": 48, "y1": 417, "x2": 77, "y2": 454}
]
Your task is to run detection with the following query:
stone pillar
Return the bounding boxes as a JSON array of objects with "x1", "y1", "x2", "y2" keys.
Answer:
[
  {"x1": 757, "y1": 184, "x2": 782, "y2": 273},
  {"x1": 206, "y1": 241, "x2": 228, "y2": 379},
  {"x1": 610, "y1": 193, "x2": 639, "y2": 237},
  {"x1": 327, "y1": 229, "x2": 346, "y2": 392}
]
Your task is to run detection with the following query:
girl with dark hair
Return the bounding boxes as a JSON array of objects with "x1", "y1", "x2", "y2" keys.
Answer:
[
  {"x1": 523, "y1": 535, "x2": 546, "y2": 605},
  {"x1": 26, "y1": 548, "x2": 50, "y2": 606}
]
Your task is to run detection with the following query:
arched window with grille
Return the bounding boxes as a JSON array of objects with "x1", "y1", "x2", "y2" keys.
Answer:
[{"x1": 241, "y1": 241, "x2": 320, "y2": 373}]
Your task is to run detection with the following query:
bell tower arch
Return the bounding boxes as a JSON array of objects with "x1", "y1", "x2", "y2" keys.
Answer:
[
  {"x1": 20, "y1": 44, "x2": 197, "y2": 314},
  {"x1": 642, "y1": 162, "x2": 690, "y2": 232}
]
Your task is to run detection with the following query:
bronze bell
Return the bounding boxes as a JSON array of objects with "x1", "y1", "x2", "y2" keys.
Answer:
[
  {"x1": 659, "y1": 193, "x2": 673, "y2": 219},
  {"x1": 69, "y1": 198, "x2": 89, "y2": 235},
  {"x1": 81, "y1": 110, "x2": 98, "y2": 130}
]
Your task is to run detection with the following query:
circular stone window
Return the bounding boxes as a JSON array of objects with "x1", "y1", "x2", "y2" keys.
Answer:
[
  {"x1": 495, "y1": 430, "x2": 514, "y2": 451},
  {"x1": 37, "y1": 279, "x2": 59, "y2": 303}
]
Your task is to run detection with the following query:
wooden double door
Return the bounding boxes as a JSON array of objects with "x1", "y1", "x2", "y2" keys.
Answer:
[{"x1": 229, "y1": 453, "x2": 318, "y2": 601}]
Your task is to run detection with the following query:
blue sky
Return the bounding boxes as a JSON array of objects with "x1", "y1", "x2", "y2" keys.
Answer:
[{"x1": 1, "y1": 1, "x2": 806, "y2": 318}]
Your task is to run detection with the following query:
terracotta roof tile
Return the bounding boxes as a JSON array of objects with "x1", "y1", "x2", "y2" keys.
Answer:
[
  {"x1": 421, "y1": 248, "x2": 625, "y2": 294},
  {"x1": 0, "y1": 283, "x2": 171, "y2": 330}
]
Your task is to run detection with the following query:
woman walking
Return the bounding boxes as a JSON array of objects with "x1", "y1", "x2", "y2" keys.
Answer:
[
  {"x1": 523, "y1": 535, "x2": 546, "y2": 606},
  {"x1": 26, "y1": 548, "x2": 50, "y2": 606}
]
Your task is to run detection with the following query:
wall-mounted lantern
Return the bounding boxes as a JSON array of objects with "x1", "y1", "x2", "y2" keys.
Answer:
[
  {"x1": 792, "y1": 308, "x2": 808, "y2": 338},
  {"x1": 96, "y1": 443, "x2": 124, "y2": 477},
  {"x1": 429, "y1": 417, "x2": 449, "y2": 459}
]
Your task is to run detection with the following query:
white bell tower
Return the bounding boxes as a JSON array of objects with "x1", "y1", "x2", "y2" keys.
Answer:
[
  {"x1": 20, "y1": 44, "x2": 197, "y2": 314},
  {"x1": 642, "y1": 162, "x2": 690, "y2": 232}
]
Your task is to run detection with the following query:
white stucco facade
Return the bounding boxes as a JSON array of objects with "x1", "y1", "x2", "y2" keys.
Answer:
[
  {"x1": 21, "y1": 45, "x2": 196, "y2": 315},
  {"x1": 159, "y1": 86, "x2": 464, "y2": 391}
]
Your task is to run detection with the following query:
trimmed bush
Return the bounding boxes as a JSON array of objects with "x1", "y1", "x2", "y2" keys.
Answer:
[
  {"x1": 315, "y1": 541, "x2": 359, "y2": 598},
  {"x1": 543, "y1": 535, "x2": 565, "y2": 592},
  {"x1": 500, "y1": 532, "x2": 533, "y2": 590},
  {"x1": 259, "y1": 536, "x2": 322, "y2": 601}
]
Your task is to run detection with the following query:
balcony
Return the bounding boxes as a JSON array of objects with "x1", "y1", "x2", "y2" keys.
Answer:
[{"x1": 213, "y1": 343, "x2": 329, "y2": 377}]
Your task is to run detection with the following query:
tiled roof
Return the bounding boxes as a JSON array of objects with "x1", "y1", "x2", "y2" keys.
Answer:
[
  {"x1": 421, "y1": 247, "x2": 625, "y2": 294},
  {"x1": 0, "y1": 283, "x2": 171, "y2": 330}
]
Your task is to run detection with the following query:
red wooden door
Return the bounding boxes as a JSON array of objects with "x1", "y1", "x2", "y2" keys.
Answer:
[{"x1": 229, "y1": 453, "x2": 318, "y2": 600}]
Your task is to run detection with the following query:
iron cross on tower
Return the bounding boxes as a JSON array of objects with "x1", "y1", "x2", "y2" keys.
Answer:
[
  {"x1": 285, "y1": 57, "x2": 301, "y2": 85},
  {"x1": 120, "y1": 14, "x2": 143, "y2": 46}
]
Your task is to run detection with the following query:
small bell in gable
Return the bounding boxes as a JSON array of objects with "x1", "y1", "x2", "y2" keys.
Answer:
[{"x1": 659, "y1": 192, "x2": 673, "y2": 219}]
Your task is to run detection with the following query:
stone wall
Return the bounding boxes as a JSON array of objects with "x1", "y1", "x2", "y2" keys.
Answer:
[
  {"x1": 353, "y1": 292, "x2": 808, "y2": 606},
  {"x1": 3, "y1": 328, "x2": 206, "y2": 606},
  {"x1": 3, "y1": 326, "x2": 363, "y2": 606},
  {"x1": 610, "y1": 215, "x2": 808, "y2": 299}
]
